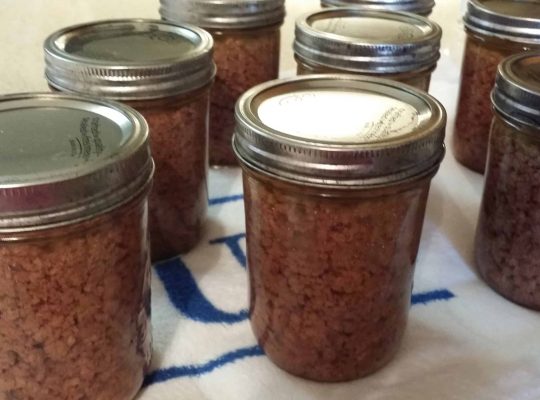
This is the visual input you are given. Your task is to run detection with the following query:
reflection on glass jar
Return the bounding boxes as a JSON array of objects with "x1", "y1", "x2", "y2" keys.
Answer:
[
  {"x1": 44, "y1": 19, "x2": 215, "y2": 261},
  {"x1": 454, "y1": 0, "x2": 540, "y2": 173},
  {"x1": 294, "y1": 9, "x2": 441, "y2": 92},
  {"x1": 234, "y1": 75, "x2": 446, "y2": 382},
  {"x1": 475, "y1": 53, "x2": 540, "y2": 309},
  {"x1": 0, "y1": 94, "x2": 153, "y2": 399},
  {"x1": 160, "y1": 0, "x2": 285, "y2": 166}
]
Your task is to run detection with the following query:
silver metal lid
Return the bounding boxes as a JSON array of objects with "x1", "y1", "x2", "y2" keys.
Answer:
[
  {"x1": 233, "y1": 75, "x2": 446, "y2": 188},
  {"x1": 44, "y1": 19, "x2": 215, "y2": 100},
  {"x1": 464, "y1": 0, "x2": 540, "y2": 43},
  {"x1": 0, "y1": 93, "x2": 154, "y2": 232},
  {"x1": 321, "y1": 0, "x2": 435, "y2": 16},
  {"x1": 159, "y1": 0, "x2": 286, "y2": 30},
  {"x1": 294, "y1": 9, "x2": 442, "y2": 74},
  {"x1": 492, "y1": 52, "x2": 540, "y2": 128}
]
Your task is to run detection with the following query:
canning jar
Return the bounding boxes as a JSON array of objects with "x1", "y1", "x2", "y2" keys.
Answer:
[
  {"x1": 294, "y1": 9, "x2": 441, "y2": 92},
  {"x1": 44, "y1": 19, "x2": 215, "y2": 261},
  {"x1": 0, "y1": 94, "x2": 153, "y2": 399},
  {"x1": 233, "y1": 75, "x2": 446, "y2": 382},
  {"x1": 475, "y1": 53, "x2": 540, "y2": 310},
  {"x1": 320, "y1": 0, "x2": 435, "y2": 15},
  {"x1": 453, "y1": 0, "x2": 540, "y2": 173},
  {"x1": 160, "y1": 0, "x2": 285, "y2": 166}
]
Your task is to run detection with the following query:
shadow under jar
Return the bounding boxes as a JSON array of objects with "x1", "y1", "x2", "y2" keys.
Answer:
[
  {"x1": 453, "y1": 0, "x2": 540, "y2": 173},
  {"x1": 320, "y1": 0, "x2": 435, "y2": 16},
  {"x1": 0, "y1": 94, "x2": 154, "y2": 399},
  {"x1": 233, "y1": 75, "x2": 446, "y2": 382},
  {"x1": 160, "y1": 0, "x2": 285, "y2": 166},
  {"x1": 475, "y1": 53, "x2": 540, "y2": 310},
  {"x1": 44, "y1": 19, "x2": 215, "y2": 261},
  {"x1": 294, "y1": 9, "x2": 441, "y2": 92}
]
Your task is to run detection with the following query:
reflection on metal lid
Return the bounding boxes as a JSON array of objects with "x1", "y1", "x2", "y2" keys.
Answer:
[
  {"x1": 321, "y1": 0, "x2": 435, "y2": 16},
  {"x1": 258, "y1": 90, "x2": 419, "y2": 143}
]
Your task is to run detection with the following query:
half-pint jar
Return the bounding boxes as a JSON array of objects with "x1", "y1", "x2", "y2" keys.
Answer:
[
  {"x1": 233, "y1": 75, "x2": 446, "y2": 381},
  {"x1": 160, "y1": 0, "x2": 285, "y2": 166},
  {"x1": 320, "y1": 0, "x2": 435, "y2": 15},
  {"x1": 44, "y1": 19, "x2": 215, "y2": 260},
  {"x1": 0, "y1": 93, "x2": 153, "y2": 399},
  {"x1": 454, "y1": 0, "x2": 540, "y2": 173},
  {"x1": 294, "y1": 9, "x2": 442, "y2": 91},
  {"x1": 475, "y1": 52, "x2": 540, "y2": 309}
]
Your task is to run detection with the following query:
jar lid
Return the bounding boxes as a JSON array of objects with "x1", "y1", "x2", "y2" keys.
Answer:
[
  {"x1": 159, "y1": 0, "x2": 286, "y2": 30},
  {"x1": 0, "y1": 93, "x2": 154, "y2": 232},
  {"x1": 320, "y1": 0, "x2": 435, "y2": 16},
  {"x1": 294, "y1": 9, "x2": 442, "y2": 74},
  {"x1": 492, "y1": 52, "x2": 540, "y2": 128},
  {"x1": 233, "y1": 75, "x2": 446, "y2": 187},
  {"x1": 464, "y1": 0, "x2": 540, "y2": 43},
  {"x1": 44, "y1": 19, "x2": 215, "y2": 100}
]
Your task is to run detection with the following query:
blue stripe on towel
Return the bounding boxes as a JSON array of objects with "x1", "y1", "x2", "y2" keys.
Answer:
[
  {"x1": 209, "y1": 233, "x2": 247, "y2": 268},
  {"x1": 208, "y1": 194, "x2": 244, "y2": 206},
  {"x1": 154, "y1": 258, "x2": 248, "y2": 324},
  {"x1": 143, "y1": 345, "x2": 264, "y2": 386},
  {"x1": 411, "y1": 289, "x2": 455, "y2": 305}
]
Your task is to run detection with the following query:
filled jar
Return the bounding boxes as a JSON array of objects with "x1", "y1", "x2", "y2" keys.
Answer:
[
  {"x1": 294, "y1": 9, "x2": 441, "y2": 92},
  {"x1": 44, "y1": 19, "x2": 215, "y2": 261},
  {"x1": 0, "y1": 94, "x2": 153, "y2": 399},
  {"x1": 454, "y1": 0, "x2": 540, "y2": 173},
  {"x1": 160, "y1": 0, "x2": 285, "y2": 166},
  {"x1": 320, "y1": 0, "x2": 435, "y2": 15},
  {"x1": 475, "y1": 53, "x2": 540, "y2": 310},
  {"x1": 233, "y1": 75, "x2": 446, "y2": 381}
]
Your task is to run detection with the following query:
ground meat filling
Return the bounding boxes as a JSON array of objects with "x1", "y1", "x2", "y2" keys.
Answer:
[
  {"x1": 475, "y1": 117, "x2": 540, "y2": 310},
  {"x1": 244, "y1": 172, "x2": 431, "y2": 382},
  {"x1": 453, "y1": 37, "x2": 532, "y2": 173},
  {"x1": 0, "y1": 199, "x2": 151, "y2": 400},
  {"x1": 130, "y1": 91, "x2": 210, "y2": 261},
  {"x1": 209, "y1": 28, "x2": 280, "y2": 166}
]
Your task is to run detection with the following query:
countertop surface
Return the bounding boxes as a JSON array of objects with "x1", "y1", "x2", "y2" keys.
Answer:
[{"x1": 2, "y1": 1, "x2": 540, "y2": 399}]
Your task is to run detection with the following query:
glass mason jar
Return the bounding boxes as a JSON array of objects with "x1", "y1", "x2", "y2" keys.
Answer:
[
  {"x1": 0, "y1": 94, "x2": 153, "y2": 399},
  {"x1": 233, "y1": 75, "x2": 446, "y2": 382},
  {"x1": 44, "y1": 20, "x2": 215, "y2": 261},
  {"x1": 320, "y1": 0, "x2": 435, "y2": 16},
  {"x1": 475, "y1": 53, "x2": 540, "y2": 310},
  {"x1": 453, "y1": 0, "x2": 540, "y2": 173},
  {"x1": 160, "y1": 0, "x2": 285, "y2": 166},
  {"x1": 294, "y1": 9, "x2": 441, "y2": 92}
]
